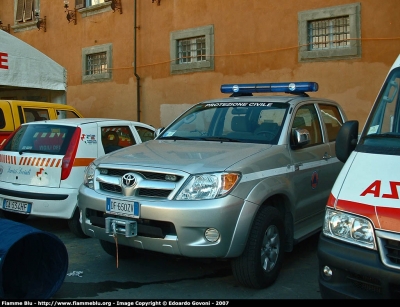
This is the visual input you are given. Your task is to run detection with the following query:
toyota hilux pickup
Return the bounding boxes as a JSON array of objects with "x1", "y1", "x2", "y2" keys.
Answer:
[{"x1": 78, "y1": 82, "x2": 347, "y2": 289}]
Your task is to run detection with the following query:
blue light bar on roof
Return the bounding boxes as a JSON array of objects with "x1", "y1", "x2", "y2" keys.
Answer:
[{"x1": 220, "y1": 82, "x2": 319, "y2": 94}]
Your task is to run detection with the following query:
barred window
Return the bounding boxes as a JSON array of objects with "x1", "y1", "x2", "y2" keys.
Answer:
[
  {"x1": 177, "y1": 37, "x2": 206, "y2": 64},
  {"x1": 298, "y1": 3, "x2": 361, "y2": 62},
  {"x1": 170, "y1": 25, "x2": 214, "y2": 74},
  {"x1": 86, "y1": 52, "x2": 108, "y2": 75},
  {"x1": 308, "y1": 17, "x2": 350, "y2": 50},
  {"x1": 82, "y1": 43, "x2": 112, "y2": 83}
]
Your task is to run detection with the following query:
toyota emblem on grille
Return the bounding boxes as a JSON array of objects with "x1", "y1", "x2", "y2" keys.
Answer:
[
  {"x1": 122, "y1": 173, "x2": 137, "y2": 188},
  {"x1": 121, "y1": 173, "x2": 138, "y2": 196}
]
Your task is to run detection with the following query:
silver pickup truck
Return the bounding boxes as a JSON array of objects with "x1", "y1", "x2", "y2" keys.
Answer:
[{"x1": 78, "y1": 82, "x2": 347, "y2": 289}]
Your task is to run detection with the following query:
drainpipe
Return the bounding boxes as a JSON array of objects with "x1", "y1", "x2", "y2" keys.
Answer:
[{"x1": 134, "y1": 0, "x2": 140, "y2": 122}]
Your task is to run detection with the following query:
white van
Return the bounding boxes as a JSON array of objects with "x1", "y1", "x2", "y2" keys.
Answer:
[{"x1": 318, "y1": 54, "x2": 400, "y2": 299}]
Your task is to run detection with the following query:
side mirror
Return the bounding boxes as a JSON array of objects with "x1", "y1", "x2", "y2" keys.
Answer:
[
  {"x1": 335, "y1": 120, "x2": 359, "y2": 163},
  {"x1": 291, "y1": 128, "x2": 310, "y2": 149}
]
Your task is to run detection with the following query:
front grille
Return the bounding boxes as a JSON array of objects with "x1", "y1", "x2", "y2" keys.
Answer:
[
  {"x1": 138, "y1": 188, "x2": 171, "y2": 198},
  {"x1": 101, "y1": 168, "x2": 182, "y2": 181},
  {"x1": 97, "y1": 168, "x2": 183, "y2": 199},
  {"x1": 385, "y1": 239, "x2": 400, "y2": 265},
  {"x1": 101, "y1": 182, "x2": 121, "y2": 193},
  {"x1": 376, "y1": 230, "x2": 400, "y2": 270},
  {"x1": 346, "y1": 273, "x2": 382, "y2": 294},
  {"x1": 99, "y1": 183, "x2": 172, "y2": 198}
]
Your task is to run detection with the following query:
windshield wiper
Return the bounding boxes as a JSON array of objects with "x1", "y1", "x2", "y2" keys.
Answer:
[
  {"x1": 365, "y1": 133, "x2": 400, "y2": 139},
  {"x1": 199, "y1": 137, "x2": 241, "y2": 143},
  {"x1": 158, "y1": 136, "x2": 193, "y2": 141}
]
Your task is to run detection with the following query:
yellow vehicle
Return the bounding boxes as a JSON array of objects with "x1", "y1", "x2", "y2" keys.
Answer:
[{"x1": 0, "y1": 100, "x2": 83, "y2": 147}]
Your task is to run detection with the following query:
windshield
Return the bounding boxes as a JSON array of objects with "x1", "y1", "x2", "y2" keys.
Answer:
[
  {"x1": 3, "y1": 124, "x2": 77, "y2": 155},
  {"x1": 158, "y1": 102, "x2": 289, "y2": 144},
  {"x1": 358, "y1": 67, "x2": 400, "y2": 154}
]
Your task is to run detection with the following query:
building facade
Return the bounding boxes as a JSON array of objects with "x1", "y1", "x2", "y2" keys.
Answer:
[{"x1": 0, "y1": 0, "x2": 399, "y2": 128}]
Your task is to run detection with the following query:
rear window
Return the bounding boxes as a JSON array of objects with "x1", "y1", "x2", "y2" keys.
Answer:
[{"x1": 3, "y1": 124, "x2": 77, "y2": 155}]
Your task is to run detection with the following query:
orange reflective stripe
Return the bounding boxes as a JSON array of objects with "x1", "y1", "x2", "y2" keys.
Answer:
[{"x1": 73, "y1": 157, "x2": 95, "y2": 167}]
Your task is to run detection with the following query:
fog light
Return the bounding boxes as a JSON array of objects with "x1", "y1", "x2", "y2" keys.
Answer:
[
  {"x1": 205, "y1": 228, "x2": 220, "y2": 242},
  {"x1": 323, "y1": 265, "x2": 332, "y2": 277}
]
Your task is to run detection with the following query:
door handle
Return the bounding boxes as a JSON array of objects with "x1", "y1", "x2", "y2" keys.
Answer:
[{"x1": 323, "y1": 152, "x2": 331, "y2": 160}]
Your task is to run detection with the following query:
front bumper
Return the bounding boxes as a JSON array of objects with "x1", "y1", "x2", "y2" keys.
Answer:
[
  {"x1": 317, "y1": 232, "x2": 400, "y2": 299},
  {"x1": 78, "y1": 184, "x2": 258, "y2": 258}
]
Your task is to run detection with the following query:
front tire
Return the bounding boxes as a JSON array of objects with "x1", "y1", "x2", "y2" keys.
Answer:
[
  {"x1": 99, "y1": 239, "x2": 136, "y2": 259},
  {"x1": 231, "y1": 206, "x2": 285, "y2": 289}
]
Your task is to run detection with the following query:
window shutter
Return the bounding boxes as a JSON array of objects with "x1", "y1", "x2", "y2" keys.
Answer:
[
  {"x1": 15, "y1": 0, "x2": 24, "y2": 22},
  {"x1": 24, "y1": 0, "x2": 34, "y2": 21},
  {"x1": 75, "y1": 0, "x2": 85, "y2": 9}
]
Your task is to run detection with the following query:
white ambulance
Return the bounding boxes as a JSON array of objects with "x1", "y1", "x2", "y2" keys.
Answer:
[
  {"x1": 318, "y1": 54, "x2": 400, "y2": 299},
  {"x1": 0, "y1": 118, "x2": 155, "y2": 237}
]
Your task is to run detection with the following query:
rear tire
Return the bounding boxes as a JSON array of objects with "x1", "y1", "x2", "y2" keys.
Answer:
[
  {"x1": 68, "y1": 209, "x2": 89, "y2": 238},
  {"x1": 99, "y1": 239, "x2": 136, "y2": 259},
  {"x1": 1, "y1": 210, "x2": 29, "y2": 222},
  {"x1": 231, "y1": 206, "x2": 285, "y2": 289}
]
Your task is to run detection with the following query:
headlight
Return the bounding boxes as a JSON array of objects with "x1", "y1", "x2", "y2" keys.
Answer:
[
  {"x1": 175, "y1": 172, "x2": 240, "y2": 200},
  {"x1": 83, "y1": 163, "x2": 96, "y2": 190},
  {"x1": 323, "y1": 208, "x2": 376, "y2": 249}
]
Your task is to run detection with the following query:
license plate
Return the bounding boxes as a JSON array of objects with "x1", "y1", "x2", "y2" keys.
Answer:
[
  {"x1": 106, "y1": 198, "x2": 140, "y2": 218},
  {"x1": 3, "y1": 199, "x2": 31, "y2": 214}
]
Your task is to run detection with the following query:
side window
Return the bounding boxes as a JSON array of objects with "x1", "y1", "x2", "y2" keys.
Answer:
[
  {"x1": 82, "y1": 44, "x2": 112, "y2": 84},
  {"x1": 170, "y1": 25, "x2": 214, "y2": 75},
  {"x1": 319, "y1": 104, "x2": 344, "y2": 142},
  {"x1": 136, "y1": 127, "x2": 155, "y2": 142},
  {"x1": 292, "y1": 104, "x2": 323, "y2": 147},
  {"x1": 298, "y1": 3, "x2": 361, "y2": 62},
  {"x1": 101, "y1": 126, "x2": 135, "y2": 154},
  {"x1": 20, "y1": 108, "x2": 50, "y2": 123},
  {"x1": 0, "y1": 109, "x2": 5, "y2": 129},
  {"x1": 57, "y1": 110, "x2": 81, "y2": 119}
]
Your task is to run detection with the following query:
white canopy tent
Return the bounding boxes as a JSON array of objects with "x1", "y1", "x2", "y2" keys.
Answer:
[{"x1": 0, "y1": 30, "x2": 66, "y2": 103}]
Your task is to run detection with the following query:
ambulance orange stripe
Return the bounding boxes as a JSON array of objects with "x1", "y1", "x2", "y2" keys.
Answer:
[
  {"x1": 55, "y1": 159, "x2": 62, "y2": 167},
  {"x1": 375, "y1": 207, "x2": 400, "y2": 233},
  {"x1": 73, "y1": 158, "x2": 96, "y2": 167},
  {"x1": 336, "y1": 198, "x2": 379, "y2": 229}
]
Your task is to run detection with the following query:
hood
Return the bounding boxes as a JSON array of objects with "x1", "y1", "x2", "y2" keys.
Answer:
[
  {"x1": 334, "y1": 152, "x2": 400, "y2": 233},
  {"x1": 96, "y1": 140, "x2": 271, "y2": 174}
]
